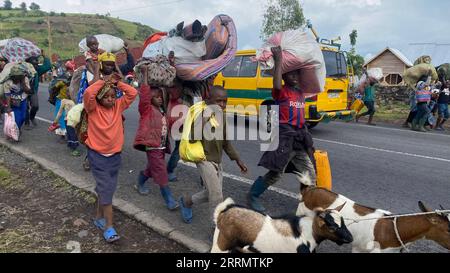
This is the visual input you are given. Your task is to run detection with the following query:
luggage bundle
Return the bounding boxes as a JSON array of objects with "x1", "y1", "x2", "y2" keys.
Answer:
[
  {"x1": 134, "y1": 55, "x2": 177, "y2": 88},
  {"x1": 142, "y1": 14, "x2": 238, "y2": 82},
  {"x1": 404, "y1": 63, "x2": 439, "y2": 89},
  {"x1": 0, "y1": 38, "x2": 41, "y2": 63},
  {"x1": 255, "y1": 29, "x2": 326, "y2": 98},
  {"x1": 79, "y1": 34, "x2": 125, "y2": 53},
  {"x1": 436, "y1": 63, "x2": 450, "y2": 82}
]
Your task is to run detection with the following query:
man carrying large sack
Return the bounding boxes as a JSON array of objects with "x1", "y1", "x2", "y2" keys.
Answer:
[{"x1": 247, "y1": 46, "x2": 317, "y2": 213}]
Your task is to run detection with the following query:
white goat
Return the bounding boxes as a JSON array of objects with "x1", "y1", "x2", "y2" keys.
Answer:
[{"x1": 211, "y1": 198, "x2": 353, "y2": 253}]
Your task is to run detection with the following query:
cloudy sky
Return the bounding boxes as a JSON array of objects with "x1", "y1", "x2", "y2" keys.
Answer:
[{"x1": 11, "y1": 0, "x2": 450, "y2": 61}]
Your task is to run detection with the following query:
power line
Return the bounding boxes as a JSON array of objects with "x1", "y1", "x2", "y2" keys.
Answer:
[{"x1": 108, "y1": 0, "x2": 186, "y2": 15}]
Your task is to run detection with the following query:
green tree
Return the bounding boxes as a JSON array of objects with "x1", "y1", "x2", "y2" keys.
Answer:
[
  {"x1": 347, "y1": 29, "x2": 365, "y2": 76},
  {"x1": 29, "y1": 2, "x2": 40, "y2": 11},
  {"x1": 3, "y1": 0, "x2": 12, "y2": 10},
  {"x1": 20, "y1": 2, "x2": 27, "y2": 11},
  {"x1": 347, "y1": 52, "x2": 365, "y2": 77},
  {"x1": 349, "y1": 29, "x2": 357, "y2": 53},
  {"x1": 261, "y1": 0, "x2": 305, "y2": 40}
]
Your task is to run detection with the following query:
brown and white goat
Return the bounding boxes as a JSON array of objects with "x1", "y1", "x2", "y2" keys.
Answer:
[
  {"x1": 297, "y1": 187, "x2": 450, "y2": 253},
  {"x1": 211, "y1": 198, "x2": 353, "y2": 253}
]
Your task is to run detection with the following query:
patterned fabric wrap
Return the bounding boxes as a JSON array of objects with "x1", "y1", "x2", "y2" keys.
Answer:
[
  {"x1": 175, "y1": 14, "x2": 237, "y2": 81},
  {"x1": 76, "y1": 109, "x2": 89, "y2": 145},
  {"x1": 135, "y1": 55, "x2": 176, "y2": 87},
  {"x1": 0, "y1": 38, "x2": 41, "y2": 63}
]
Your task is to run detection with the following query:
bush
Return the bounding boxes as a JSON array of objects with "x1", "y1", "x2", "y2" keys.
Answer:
[{"x1": 60, "y1": 12, "x2": 66, "y2": 17}]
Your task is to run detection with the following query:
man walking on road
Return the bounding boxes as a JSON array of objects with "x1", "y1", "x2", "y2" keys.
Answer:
[
  {"x1": 25, "y1": 50, "x2": 52, "y2": 130},
  {"x1": 247, "y1": 46, "x2": 317, "y2": 213},
  {"x1": 435, "y1": 80, "x2": 450, "y2": 131},
  {"x1": 356, "y1": 73, "x2": 378, "y2": 126}
]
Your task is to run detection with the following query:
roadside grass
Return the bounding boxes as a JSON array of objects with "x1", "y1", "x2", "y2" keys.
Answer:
[{"x1": 0, "y1": 165, "x2": 25, "y2": 191}]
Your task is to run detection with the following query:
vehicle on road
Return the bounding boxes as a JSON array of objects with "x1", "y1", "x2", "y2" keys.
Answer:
[{"x1": 214, "y1": 23, "x2": 355, "y2": 129}]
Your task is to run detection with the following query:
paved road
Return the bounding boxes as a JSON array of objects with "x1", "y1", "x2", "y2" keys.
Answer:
[{"x1": 19, "y1": 84, "x2": 450, "y2": 252}]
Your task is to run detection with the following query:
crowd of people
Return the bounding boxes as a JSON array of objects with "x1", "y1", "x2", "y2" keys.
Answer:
[
  {"x1": 2, "y1": 33, "x2": 447, "y2": 246},
  {"x1": 402, "y1": 75, "x2": 450, "y2": 132},
  {"x1": 0, "y1": 33, "x2": 317, "y2": 245},
  {"x1": 352, "y1": 68, "x2": 449, "y2": 132}
]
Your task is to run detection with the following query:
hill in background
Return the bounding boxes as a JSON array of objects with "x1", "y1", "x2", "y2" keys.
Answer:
[{"x1": 0, "y1": 9, "x2": 156, "y2": 60}]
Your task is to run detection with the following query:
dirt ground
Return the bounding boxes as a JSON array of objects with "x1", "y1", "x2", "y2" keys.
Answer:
[{"x1": 0, "y1": 146, "x2": 190, "y2": 253}]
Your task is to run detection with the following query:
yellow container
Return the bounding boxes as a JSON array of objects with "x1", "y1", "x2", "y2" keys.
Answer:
[
  {"x1": 314, "y1": 150, "x2": 332, "y2": 191},
  {"x1": 350, "y1": 99, "x2": 364, "y2": 114}
]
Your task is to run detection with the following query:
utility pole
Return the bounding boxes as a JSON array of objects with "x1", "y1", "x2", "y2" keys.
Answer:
[{"x1": 47, "y1": 16, "x2": 52, "y2": 59}]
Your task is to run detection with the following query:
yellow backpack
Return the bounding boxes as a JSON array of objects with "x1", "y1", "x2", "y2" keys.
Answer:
[{"x1": 179, "y1": 101, "x2": 220, "y2": 163}]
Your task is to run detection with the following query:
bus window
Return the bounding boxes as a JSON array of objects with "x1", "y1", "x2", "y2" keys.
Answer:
[
  {"x1": 260, "y1": 69, "x2": 272, "y2": 77},
  {"x1": 223, "y1": 56, "x2": 242, "y2": 77},
  {"x1": 323, "y1": 51, "x2": 347, "y2": 78},
  {"x1": 239, "y1": 56, "x2": 258, "y2": 77}
]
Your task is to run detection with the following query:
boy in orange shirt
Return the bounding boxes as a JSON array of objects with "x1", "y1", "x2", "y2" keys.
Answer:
[{"x1": 83, "y1": 77, "x2": 137, "y2": 243}]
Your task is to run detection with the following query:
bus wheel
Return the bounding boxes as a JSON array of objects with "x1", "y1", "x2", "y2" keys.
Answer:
[{"x1": 306, "y1": 122, "x2": 319, "y2": 130}]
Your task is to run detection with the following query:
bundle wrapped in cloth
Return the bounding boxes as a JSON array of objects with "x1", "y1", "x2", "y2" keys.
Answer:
[
  {"x1": 0, "y1": 62, "x2": 36, "y2": 97},
  {"x1": 404, "y1": 63, "x2": 439, "y2": 89},
  {"x1": 134, "y1": 55, "x2": 177, "y2": 87},
  {"x1": 255, "y1": 29, "x2": 326, "y2": 98},
  {"x1": 437, "y1": 63, "x2": 450, "y2": 81},
  {"x1": 0, "y1": 38, "x2": 41, "y2": 63},
  {"x1": 79, "y1": 34, "x2": 125, "y2": 53},
  {"x1": 357, "y1": 68, "x2": 383, "y2": 89},
  {"x1": 0, "y1": 62, "x2": 36, "y2": 84},
  {"x1": 142, "y1": 14, "x2": 238, "y2": 82}
]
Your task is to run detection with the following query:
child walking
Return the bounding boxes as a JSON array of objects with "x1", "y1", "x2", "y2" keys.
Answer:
[
  {"x1": 179, "y1": 86, "x2": 248, "y2": 233},
  {"x1": 133, "y1": 65, "x2": 178, "y2": 210},
  {"x1": 84, "y1": 78, "x2": 137, "y2": 243},
  {"x1": 48, "y1": 98, "x2": 80, "y2": 156}
]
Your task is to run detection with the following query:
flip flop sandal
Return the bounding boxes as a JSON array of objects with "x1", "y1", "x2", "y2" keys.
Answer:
[
  {"x1": 103, "y1": 227, "x2": 120, "y2": 243},
  {"x1": 93, "y1": 218, "x2": 106, "y2": 231},
  {"x1": 71, "y1": 150, "x2": 82, "y2": 157}
]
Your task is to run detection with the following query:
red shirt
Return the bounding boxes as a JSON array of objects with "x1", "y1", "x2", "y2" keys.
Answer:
[{"x1": 273, "y1": 86, "x2": 305, "y2": 128}]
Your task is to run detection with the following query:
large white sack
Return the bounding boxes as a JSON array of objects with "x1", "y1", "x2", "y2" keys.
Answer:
[
  {"x1": 142, "y1": 40, "x2": 164, "y2": 58},
  {"x1": 255, "y1": 29, "x2": 326, "y2": 97},
  {"x1": 367, "y1": 68, "x2": 383, "y2": 81},
  {"x1": 143, "y1": 36, "x2": 206, "y2": 64},
  {"x1": 79, "y1": 34, "x2": 125, "y2": 53}
]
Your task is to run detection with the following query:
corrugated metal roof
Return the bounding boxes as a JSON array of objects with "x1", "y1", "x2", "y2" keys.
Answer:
[
  {"x1": 364, "y1": 47, "x2": 413, "y2": 67},
  {"x1": 404, "y1": 43, "x2": 450, "y2": 66}
]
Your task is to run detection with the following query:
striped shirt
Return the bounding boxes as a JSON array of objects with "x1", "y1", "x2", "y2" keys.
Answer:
[
  {"x1": 416, "y1": 89, "x2": 431, "y2": 103},
  {"x1": 273, "y1": 86, "x2": 305, "y2": 128}
]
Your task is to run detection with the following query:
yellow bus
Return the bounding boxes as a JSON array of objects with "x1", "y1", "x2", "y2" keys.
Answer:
[{"x1": 214, "y1": 45, "x2": 355, "y2": 129}]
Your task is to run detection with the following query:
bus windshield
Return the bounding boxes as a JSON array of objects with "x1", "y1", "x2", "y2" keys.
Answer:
[{"x1": 323, "y1": 50, "x2": 348, "y2": 78}]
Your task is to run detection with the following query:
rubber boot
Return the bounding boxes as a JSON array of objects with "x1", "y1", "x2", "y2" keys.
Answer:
[
  {"x1": 418, "y1": 116, "x2": 428, "y2": 132},
  {"x1": 411, "y1": 119, "x2": 419, "y2": 131},
  {"x1": 247, "y1": 177, "x2": 270, "y2": 213},
  {"x1": 160, "y1": 186, "x2": 179, "y2": 211},
  {"x1": 367, "y1": 115, "x2": 376, "y2": 126},
  {"x1": 135, "y1": 171, "x2": 150, "y2": 195}
]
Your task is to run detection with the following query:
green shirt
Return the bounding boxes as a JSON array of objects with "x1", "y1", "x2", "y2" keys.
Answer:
[{"x1": 363, "y1": 85, "x2": 377, "y2": 102}]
